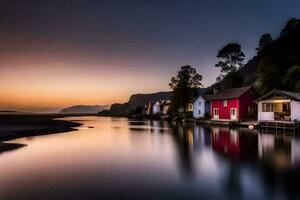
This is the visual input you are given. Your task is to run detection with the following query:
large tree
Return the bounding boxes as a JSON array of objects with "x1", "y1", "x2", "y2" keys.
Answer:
[
  {"x1": 215, "y1": 43, "x2": 245, "y2": 88},
  {"x1": 257, "y1": 18, "x2": 300, "y2": 94},
  {"x1": 256, "y1": 33, "x2": 273, "y2": 53},
  {"x1": 215, "y1": 43, "x2": 245, "y2": 74},
  {"x1": 169, "y1": 65, "x2": 202, "y2": 112}
]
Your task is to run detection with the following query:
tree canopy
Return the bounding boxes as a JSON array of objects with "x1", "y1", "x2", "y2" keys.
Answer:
[
  {"x1": 256, "y1": 18, "x2": 300, "y2": 94},
  {"x1": 214, "y1": 43, "x2": 245, "y2": 89},
  {"x1": 256, "y1": 33, "x2": 273, "y2": 53},
  {"x1": 169, "y1": 65, "x2": 202, "y2": 112},
  {"x1": 215, "y1": 43, "x2": 245, "y2": 74}
]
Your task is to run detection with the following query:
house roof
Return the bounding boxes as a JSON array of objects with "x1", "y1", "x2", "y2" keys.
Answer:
[
  {"x1": 210, "y1": 86, "x2": 252, "y2": 100},
  {"x1": 191, "y1": 88, "x2": 211, "y2": 102},
  {"x1": 202, "y1": 94, "x2": 214, "y2": 100},
  {"x1": 256, "y1": 90, "x2": 300, "y2": 101}
]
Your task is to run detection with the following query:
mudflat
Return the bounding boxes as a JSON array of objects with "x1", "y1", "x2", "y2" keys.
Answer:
[{"x1": 0, "y1": 114, "x2": 83, "y2": 141}]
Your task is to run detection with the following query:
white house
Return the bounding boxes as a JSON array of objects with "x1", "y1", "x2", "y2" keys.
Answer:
[
  {"x1": 153, "y1": 101, "x2": 161, "y2": 114},
  {"x1": 161, "y1": 100, "x2": 171, "y2": 114},
  {"x1": 192, "y1": 94, "x2": 212, "y2": 118},
  {"x1": 152, "y1": 100, "x2": 170, "y2": 114},
  {"x1": 257, "y1": 90, "x2": 300, "y2": 122}
]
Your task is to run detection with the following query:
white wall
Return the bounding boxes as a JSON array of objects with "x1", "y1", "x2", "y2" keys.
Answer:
[
  {"x1": 258, "y1": 112, "x2": 275, "y2": 121},
  {"x1": 291, "y1": 101, "x2": 300, "y2": 121},
  {"x1": 162, "y1": 105, "x2": 169, "y2": 114},
  {"x1": 153, "y1": 102, "x2": 161, "y2": 114},
  {"x1": 193, "y1": 96, "x2": 205, "y2": 118}
]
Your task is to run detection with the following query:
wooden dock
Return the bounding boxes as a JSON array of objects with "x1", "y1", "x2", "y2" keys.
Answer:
[{"x1": 259, "y1": 120, "x2": 300, "y2": 133}]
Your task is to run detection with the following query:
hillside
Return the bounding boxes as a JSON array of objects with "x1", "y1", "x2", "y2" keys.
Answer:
[
  {"x1": 212, "y1": 56, "x2": 259, "y2": 90},
  {"x1": 108, "y1": 92, "x2": 172, "y2": 116},
  {"x1": 60, "y1": 105, "x2": 110, "y2": 114},
  {"x1": 213, "y1": 18, "x2": 300, "y2": 93}
]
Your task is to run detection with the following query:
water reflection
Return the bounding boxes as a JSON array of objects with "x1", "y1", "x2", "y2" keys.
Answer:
[
  {"x1": 1, "y1": 117, "x2": 300, "y2": 199},
  {"x1": 170, "y1": 123, "x2": 300, "y2": 199}
]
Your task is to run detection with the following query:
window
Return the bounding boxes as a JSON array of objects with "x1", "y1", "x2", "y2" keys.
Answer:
[
  {"x1": 264, "y1": 103, "x2": 274, "y2": 112},
  {"x1": 199, "y1": 101, "x2": 201, "y2": 106},
  {"x1": 223, "y1": 100, "x2": 227, "y2": 107},
  {"x1": 198, "y1": 109, "x2": 201, "y2": 115}
]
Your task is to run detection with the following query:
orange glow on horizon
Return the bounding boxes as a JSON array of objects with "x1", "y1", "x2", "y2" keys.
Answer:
[{"x1": 0, "y1": 62, "x2": 170, "y2": 112}]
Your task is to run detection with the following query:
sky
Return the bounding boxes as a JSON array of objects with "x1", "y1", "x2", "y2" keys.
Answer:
[{"x1": 0, "y1": 0, "x2": 300, "y2": 112}]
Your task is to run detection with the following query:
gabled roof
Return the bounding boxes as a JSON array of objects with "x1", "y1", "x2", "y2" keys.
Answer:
[
  {"x1": 191, "y1": 88, "x2": 210, "y2": 102},
  {"x1": 210, "y1": 86, "x2": 252, "y2": 100},
  {"x1": 202, "y1": 94, "x2": 213, "y2": 101},
  {"x1": 256, "y1": 90, "x2": 300, "y2": 101}
]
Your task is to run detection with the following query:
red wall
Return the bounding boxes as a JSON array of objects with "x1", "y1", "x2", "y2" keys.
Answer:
[
  {"x1": 239, "y1": 88, "x2": 257, "y2": 119},
  {"x1": 211, "y1": 87, "x2": 257, "y2": 121},
  {"x1": 211, "y1": 98, "x2": 239, "y2": 120}
]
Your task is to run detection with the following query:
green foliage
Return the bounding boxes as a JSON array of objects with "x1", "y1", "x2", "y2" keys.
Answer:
[
  {"x1": 256, "y1": 18, "x2": 300, "y2": 94},
  {"x1": 220, "y1": 71, "x2": 244, "y2": 89},
  {"x1": 283, "y1": 65, "x2": 300, "y2": 91},
  {"x1": 256, "y1": 33, "x2": 273, "y2": 53},
  {"x1": 215, "y1": 43, "x2": 245, "y2": 87},
  {"x1": 169, "y1": 65, "x2": 202, "y2": 113},
  {"x1": 215, "y1": 43, "x2": 245, "y2": 74},
  {"x1": 295, "y1": 81, "x2": 300, "y2": 92}
]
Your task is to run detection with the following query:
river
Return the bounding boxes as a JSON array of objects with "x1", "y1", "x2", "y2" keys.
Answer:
[{"x1": 0, "y1": 116, "x2": 300, "y2": 200}]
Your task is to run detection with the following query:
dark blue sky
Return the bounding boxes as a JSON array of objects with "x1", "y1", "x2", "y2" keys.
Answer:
[{"x1": 0, "y1": 0, "x2": 300, "y2": 111}]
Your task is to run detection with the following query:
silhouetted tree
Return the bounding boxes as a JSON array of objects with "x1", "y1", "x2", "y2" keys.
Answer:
[
  {"x1": 215, "y1": 43, "x2": 245, "y2": 75},
  {"x1": 281, "y1": 18, "x2": 300, "y2": 36},
  {"x1": 169, "y1": 65, "x2": 202, "y2": 112},
  {"x1": 256, "y1": 33, "x2": 273, "y2": 53},
  {"x1": 283, "y1": 65, "x2": 300, "y2": 92},
  {"x1": 215, "y1": 43, "x2": 245, "y2": 88},
  {"x1": 257, "y1": 18, "x2": 300, "y2": 94}
]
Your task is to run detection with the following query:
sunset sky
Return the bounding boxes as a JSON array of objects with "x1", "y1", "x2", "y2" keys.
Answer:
[{"x1": 0, "y1": 0, "x2": 300, "y2": 112}]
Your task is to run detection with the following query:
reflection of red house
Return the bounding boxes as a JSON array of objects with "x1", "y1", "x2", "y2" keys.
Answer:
[
  {"x1": 212, "y1": 128, "x2": 240, "y2": 157},
  {"x1": 211, "y1": 86, "x2": 257, "y2": 121},
  {"x1": 211, "y1": 127, "x2": 258, "y2": 159}
]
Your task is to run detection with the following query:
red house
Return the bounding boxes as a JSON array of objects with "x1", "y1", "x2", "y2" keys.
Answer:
[{"x1": 211, "y1": 86, "x2": 257, "y2": 121}]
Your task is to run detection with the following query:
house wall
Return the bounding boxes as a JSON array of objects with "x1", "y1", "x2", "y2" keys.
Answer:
[
  {"x1": 239, "y1": 88, "x2": 257, "y2": 120},
  {"x1": 153, "y1": 103, "x2": 161, "y2": 114},
  {"x1": 162, "y1": 105, "x2": 169, "y2": 114},
  {"x1": 291, "y1": 101, "x2": 300, "y2": 121},
  {"x1": 205, "y1": 101, "x2": 211, "y2": 114},
  {"x1": 211, "y1": 99, "x2": 239, "y2": 120},
  {"x1": 258, "y1": 99, "x2": 292, "y2": 121},
  {"x1": 193, "y1": 96, "x2": 205, "y2": 118},
  {"x1": 186, "y1": 103, "x2": 193, "y2": 112}
]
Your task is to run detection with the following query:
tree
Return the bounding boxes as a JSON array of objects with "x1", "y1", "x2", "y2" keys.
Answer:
[
  {"x1": 256, "y1": 18, "x2": 300, "y2": 94},
  {"x1": 169, "y1": 65, "x2": 202, "y2": 112},
  {"x1": 283, "y1": 65, "x2": 300, "y2": 91},
  {"x1": 281, "y1": 18, "x2": 300, "y2": 36},
  {"x1": 215, "y1": 43, "x2": 245, "y2": 74},
  {"x1": 256, "y1": 33, "x2": 273, "y2": 53},
  {"x1": 215, "y1": 43, "x2": 245, "y2": 87}
]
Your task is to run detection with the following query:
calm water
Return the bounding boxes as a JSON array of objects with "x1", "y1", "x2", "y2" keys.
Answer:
[{"x1": 1, "y1": 116, "x2": 300, "y2": 200}]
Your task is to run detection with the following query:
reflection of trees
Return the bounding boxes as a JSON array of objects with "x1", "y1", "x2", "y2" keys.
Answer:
[
  {"x1": 150, "y1": 120, "x2": 167, "y2": 134},
  {"x1": 225, "y1": 160, "x2": 242, "y2": 200},
  {"x1": 258, "y1": 133, "x2": 300, "y2": 198},
  {"x1": 171, "y1": 123, "x2": 196, "y2": 178},
  {"x1": 171, "y1": 123, "x2": 211, "y2": 179}
]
